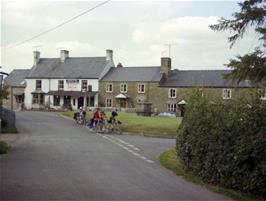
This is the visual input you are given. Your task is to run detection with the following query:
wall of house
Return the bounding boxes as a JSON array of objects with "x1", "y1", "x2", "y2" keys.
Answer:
[
  {"x1": 2, "y1": 87, "x2": 25, "y2": 110},
  {"x1": 24, "y1": 78, "x2": 99, "y2": 109},
  {"x1": 99, "y1": 80, "x2": 257, "y2": 113},
  {"x1": 99, "y1": 81, "x2": 159, "y2": 108}
]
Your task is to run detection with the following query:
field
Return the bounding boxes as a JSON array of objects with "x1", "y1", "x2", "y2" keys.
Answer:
[{"x1": 63, "y1": 111, "x2": 181, "y2": 137}]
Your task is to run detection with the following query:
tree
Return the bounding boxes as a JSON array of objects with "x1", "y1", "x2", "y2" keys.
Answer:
[
  {"x1": 210, "y1": 0, "x2": 266, "y2": 84},
  {"x1": 0, "y1": 84, "x2": 9, "y2": 107}
]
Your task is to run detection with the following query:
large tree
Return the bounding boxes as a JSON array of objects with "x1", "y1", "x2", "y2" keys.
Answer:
[{"x1": 210, "y1": 0, "x2": 266, "y2": 84}]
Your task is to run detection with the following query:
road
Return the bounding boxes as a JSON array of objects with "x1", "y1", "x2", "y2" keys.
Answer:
[{"x1": 0, "y1": 111, "x2": 232, "y2": 201}]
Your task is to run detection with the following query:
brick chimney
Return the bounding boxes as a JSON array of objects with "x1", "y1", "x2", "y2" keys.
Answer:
[
  {"x1": 33, "y1": 51, "x2": 40, "y2": 66},
  {"x1": 60, "y1": 50, "x2": 69, "y2": 62},
  {"x1": 161, "y1": 57, "x2": 171, "y2": 78},
  {"x1": 106, "y1": 49, "x2": 113, "y2": 61}
]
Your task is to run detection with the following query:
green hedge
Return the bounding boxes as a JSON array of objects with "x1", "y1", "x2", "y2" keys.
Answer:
[
  {"x1": 0, "y1": 141, "x2": 11, "y2": 154},
  {"x1": 176, "y1": 90, "x2": 266, "y2": 196}
]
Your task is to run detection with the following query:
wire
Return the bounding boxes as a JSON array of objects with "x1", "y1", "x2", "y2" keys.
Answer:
[{"x1": 1, "y1": 0, "x2": 110, "y2": 51}]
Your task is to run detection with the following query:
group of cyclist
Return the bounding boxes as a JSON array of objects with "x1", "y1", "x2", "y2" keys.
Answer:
[{"x1": 74, "y1": 107, "x2": 121, "y2": 133}]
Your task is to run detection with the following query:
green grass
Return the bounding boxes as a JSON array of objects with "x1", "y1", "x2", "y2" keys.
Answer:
[
  {"x1": 0, "y1": 141, "x2": 11, "y2": 154},
  {"x1": 160, "y1": 149, "x2": 266, "y2": 201},
  {"x1": 1, "y1": 126, "x2": 18, "y2": 133},
  {"x1": 63, "y1": 111, "x2": 181, "y2": 137}
]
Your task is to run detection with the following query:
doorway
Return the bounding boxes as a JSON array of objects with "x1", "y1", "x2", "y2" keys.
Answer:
[{"x1": 78, "y1": 97, "x2": 84, "y2": 109}]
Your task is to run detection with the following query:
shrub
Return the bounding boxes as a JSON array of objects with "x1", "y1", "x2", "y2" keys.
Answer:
[
  {"x1": 176, "y1": 89, "x2": 266, "y2": 196},
  {"x1": 0, "y1": 141, "x2": 11, "y2": 154}
]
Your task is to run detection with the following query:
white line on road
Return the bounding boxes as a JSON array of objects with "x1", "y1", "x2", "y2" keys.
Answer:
[{"x1": 98, "y1": 134, "x2": 154, "y2": 164}]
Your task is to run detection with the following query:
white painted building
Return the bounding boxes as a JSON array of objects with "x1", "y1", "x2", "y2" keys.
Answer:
[{"x1": 24, "y1": 49, "x2": 114, "y2": 110}]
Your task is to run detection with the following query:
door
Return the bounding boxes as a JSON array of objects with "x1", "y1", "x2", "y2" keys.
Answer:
[
  {"x1": 120, "y1": 99, "x2": 126, "y2": 108},
  {"x1": 78, "y1": 97, "x2": 84, "y2": 109}
]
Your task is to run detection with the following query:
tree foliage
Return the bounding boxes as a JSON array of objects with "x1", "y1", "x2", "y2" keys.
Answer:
[
  {"x1": 210, "y1": 0, "x2": 266, "y2": 84},
  {"x1": 0, "y1": 84, "x2": 9, "y2": 106}
]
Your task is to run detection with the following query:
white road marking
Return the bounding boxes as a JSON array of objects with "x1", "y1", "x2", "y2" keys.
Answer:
[{"x1": 99, "y1": 134, "x2": 154, "y2": 164}]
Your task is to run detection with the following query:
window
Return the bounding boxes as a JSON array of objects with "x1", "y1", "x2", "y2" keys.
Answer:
[
  {"x1": 32, "y1": 94, "x2": 44, "y2": 104},
  {"x1": 36, "y1": 80, "x2": 42, "y2": 90},
  {"x1": 120, "y1": 83, "x2": 127, "y2": 93},
  {"x1": 258, "y1": 88, "x2": 266, "y2": 100},
  {"x1": 223, "y1": 89, "x2": 232, "y2": 99},
  {"x1": 88, "y1": 85, "x2": 92, "y2": 92},
  {"x1": 167, "y1": 103, "x2": 177, "y2": 112},
  {"x1": 106, "y1": 98, "x2": 112, "y2": 107},
  {"x1": 106, "y1": 83, "x2": 113, "y2": 93},
  {"x1": 58, "y1": 80, "x2": 64, "y2": 90},
  {"x1": 137, "y1": 83, "x2": 145, "y2": 93},
  {"x1": 168, "y1": 88, "x2": 176, "y2": 98},
  {"x1": 82, "y1": 80, "x2": 87, "y2": 91},
  {"x1": 53, "y1": 96, "x2": 60, "y2": 106}
]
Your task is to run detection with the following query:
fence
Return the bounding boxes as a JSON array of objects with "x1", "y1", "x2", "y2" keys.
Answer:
[{"x1": 0, "y1": 107, "x2": 16, "y2": 131}]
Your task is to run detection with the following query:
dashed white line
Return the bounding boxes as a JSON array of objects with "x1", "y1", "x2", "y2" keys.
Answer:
[{"x1": 98, "y1": 134, "x2": 154, "y2": 164}]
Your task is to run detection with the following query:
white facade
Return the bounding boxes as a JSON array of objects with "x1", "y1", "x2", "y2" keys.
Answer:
[
  {"x1": 24, "y1": 78, "x2": 99, "y2": 110},
  {"x1": 24, "y1": 49, "x2": 114, "y2": 110}
]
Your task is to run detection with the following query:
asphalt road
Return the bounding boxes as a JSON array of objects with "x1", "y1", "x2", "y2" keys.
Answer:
[{"x1": 0, "y1": 111, "x2": 232, "y2": 201}]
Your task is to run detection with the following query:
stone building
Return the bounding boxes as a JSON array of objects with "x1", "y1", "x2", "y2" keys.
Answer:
[
  {"x1": 3, "y1": 69, "x2": 30, "y2": 110},
  {"x1": 99, "y1": 57, "x2": 262, "y2": 115}
]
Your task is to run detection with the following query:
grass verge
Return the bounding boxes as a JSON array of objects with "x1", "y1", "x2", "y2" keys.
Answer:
[
  {"x1": 63, "y1": 111, "x2": 181, "y2": 137},
  {"x1": 0, "y1": 141, "x2": 11, "y2": 154},
  {"x1": 160, "y1": 149, "x2": 266, "y2": 201},
  {"x1": 1, "y1": 126, "x2": 18, "y2": 133}
]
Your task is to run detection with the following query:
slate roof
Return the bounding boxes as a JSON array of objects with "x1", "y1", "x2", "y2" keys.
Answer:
[
  {"x1": 160, "y1": 70, "x2": 257, "y2": 88},
  {"x1": 5, "y1": 69, "x2": 30, "y2": 87},
  {"x1": 26, "y1": 57, "x2": 113, "y2": 79},
  {"x1": 101, "y1": 67, "x2": 162, "y2": 82}
]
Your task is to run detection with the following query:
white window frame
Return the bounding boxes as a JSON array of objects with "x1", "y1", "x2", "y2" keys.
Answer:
[
  {"x1": 36, "y1": 80, "x2": 42, "y2": 90},
  {"x1": 58, "y1": 80, "x2": 64, "y2": 90},
  {"x1": 137, "y1": 83, "x2": 145, "y2": 94},
  {"x1": 106, "y1": 83, "x2": 113, "y2": 93},
  {"x1": 106, "y1": 98, "x2": 112, "y2": 107},
  {"x1": 168, "y1": 88, "x2": 176, "y2": 98},
  {"x1": 223, "y1": 88, "x2": 232, "y2": 99},
  {"x1": 120, "y1": 83, "x2": 127, "y2": 93},
  {"x1": 258, "y1": 88, "x2": 266, "y2": 100},
  {"x1": 81, "y1": 80, "x2": 87, "y2": 91},
  {"x1": 167, "y1": 103, "x2": 177, "y2": 112}
]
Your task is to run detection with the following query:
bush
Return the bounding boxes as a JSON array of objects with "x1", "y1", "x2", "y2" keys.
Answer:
[
  {"x1": 0, "y1": 141, "x2": 11, "y2": 154},
  {"x1": 176, "y1": 89, "x2": 266, "y2": 196}
]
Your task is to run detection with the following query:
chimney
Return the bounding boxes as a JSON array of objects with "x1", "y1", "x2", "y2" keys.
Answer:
[
  {"x1": 33, "y1": 51, "x2": 40, "y2": 66},
  {"x1": 106, "y1": 49, "x2": 113, "y2": 61},
  {"x1": 161, "y1": 57, "x2": 171, "y2": 78},
  {"x1": 60, "y1": 50, "x2": 69, "y2": 62},
  {"x1": 117, "y1": 62, "x2": 123, "y2": 68}
]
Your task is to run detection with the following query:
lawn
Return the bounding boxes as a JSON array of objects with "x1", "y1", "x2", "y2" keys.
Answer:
[{"x1": 63, "y1": 111, "x2": 181, "y2": 137}]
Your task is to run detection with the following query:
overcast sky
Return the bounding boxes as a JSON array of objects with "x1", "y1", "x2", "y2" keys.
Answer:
[{"x1": 1, "y1": 0, "x2": 260, "y2": 73}]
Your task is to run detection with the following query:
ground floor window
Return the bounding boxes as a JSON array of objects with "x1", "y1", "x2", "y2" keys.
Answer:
[
  {"x1": 86, "y1": 96, "x2": 94, "y2": 107},
  {"x1": 32, "y1": 93, "x2": 44, "y2": 104},
  {"x1": 64, "y1": 96, "x2": 71, "y2": 106},
  {"x1": 106, "y1": 98, "x2": 112, "y2": 107},
  {"x1": 167, "y1": 103, "x2": 177, "y2": 112},
  {"x1": 53, "y1": 96, "x2": 60, "y2": 106}
]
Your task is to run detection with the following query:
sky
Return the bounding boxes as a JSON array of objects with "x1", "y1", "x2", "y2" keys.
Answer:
[{"x1": 0, "y1": 0, "x2": 260, "y2": 73}]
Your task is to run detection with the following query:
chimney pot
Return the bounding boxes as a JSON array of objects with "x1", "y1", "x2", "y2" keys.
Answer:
[
  {"x1": 33, "y1": 51, "x2": 40, "y2": 66},
  {"x1": 60, "y1": 50, "x2": 69, "y2": 62}
]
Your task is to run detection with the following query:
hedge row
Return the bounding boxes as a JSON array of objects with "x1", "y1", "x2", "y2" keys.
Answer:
[{"x1": 176, "y1": 90, "x2": 266, "y2": 196}]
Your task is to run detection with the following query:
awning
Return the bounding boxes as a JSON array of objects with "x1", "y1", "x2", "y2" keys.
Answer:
[
  {"x1": 115, "y1": 93, "x2": 129, "y2": 99},
  {"x1": 46, "y1": 90, "x2": 97, "y2": 97},
  {"x1": 177, "y1": 99, "x2": 187, "y2": 105}
]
